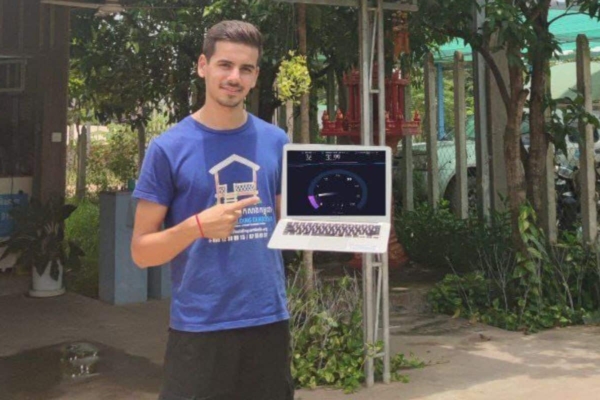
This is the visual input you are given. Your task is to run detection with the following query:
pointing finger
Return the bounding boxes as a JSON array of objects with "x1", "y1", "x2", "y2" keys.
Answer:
[{"x1": 226, "y1": 196, "x2": 260, "y2": 211}]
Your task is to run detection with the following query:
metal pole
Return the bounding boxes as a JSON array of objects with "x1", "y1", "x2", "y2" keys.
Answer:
[
  {"x1": 360, "y1": 0, "x2": 372, "y2": 147},
  {"x1": 359, "y1": 0, "x2": 375, "y2": 388},
  {"x1": 377, "y1": 0, "x2": 385, "y2": 147},
  {"x1": 375, "y1": 0, "x2": 390, "y2": 383}
]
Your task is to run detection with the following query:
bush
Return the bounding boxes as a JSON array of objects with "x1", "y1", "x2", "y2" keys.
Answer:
[
  {"x1": 64, "y1": 198, "x2": 100, "y2": 298},
  {"x1": 395, "y1": 201, "x2": 511, "y2": 273},
  {"x1": 87, "y1": 124, "x2": 138, "y2": 193},
  {"x1": 276, "y1": 51, "x2": 311, "y2": 105},
  {"x1": 70, "y1": 111, "x2": 170, "y2": 196},
  {"x1": 425, "y1": 204, "x2": 600, "y2": 332},
  {"x1": 287, "y1": 269, "x2": 423, "y2": 392}
]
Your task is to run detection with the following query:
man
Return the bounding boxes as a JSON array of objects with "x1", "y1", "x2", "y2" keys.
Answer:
[{"x1": 131, "y1": 20, "x2": 293, "y2": 400}]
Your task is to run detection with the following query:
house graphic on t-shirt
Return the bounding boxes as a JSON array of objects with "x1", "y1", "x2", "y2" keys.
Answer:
[{"x1": 209, "y1": 154, "x2": 260, "y2": 204}]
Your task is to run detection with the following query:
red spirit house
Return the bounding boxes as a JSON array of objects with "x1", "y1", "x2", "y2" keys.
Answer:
[{"x1": 321, "y1": 68, "x2": 420, "y2": 149}]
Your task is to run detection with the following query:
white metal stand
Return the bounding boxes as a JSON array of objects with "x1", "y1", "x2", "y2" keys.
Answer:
[
  {"x1": 359, "y1": 0, "x2": 391, "y2": 386},
  {"x1": 275, "y1": 0, "x2": 419, "y2": 387}
]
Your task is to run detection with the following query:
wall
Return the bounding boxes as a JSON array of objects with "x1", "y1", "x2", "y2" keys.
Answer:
[{"x1": 0, "y1": 0, "x2": 70, "y2": 201}]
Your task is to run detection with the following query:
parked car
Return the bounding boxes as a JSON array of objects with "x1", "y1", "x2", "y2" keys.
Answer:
[{"x1": 394, "y1": 110, "x2": 600, "y2": 211}]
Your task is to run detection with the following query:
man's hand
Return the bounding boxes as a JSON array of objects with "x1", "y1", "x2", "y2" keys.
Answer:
[{"x1": 197, "y1": 196, "x2": 260, "y2": 239}]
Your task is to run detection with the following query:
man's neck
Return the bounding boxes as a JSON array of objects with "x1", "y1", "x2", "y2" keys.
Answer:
[{"x1": 192, "y1": 102, "x2": 248, "y2": 131}]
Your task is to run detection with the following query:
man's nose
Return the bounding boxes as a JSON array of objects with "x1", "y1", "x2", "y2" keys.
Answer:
[{"x1": 227, "y1": 68, "x2": 241, "y2": 82}]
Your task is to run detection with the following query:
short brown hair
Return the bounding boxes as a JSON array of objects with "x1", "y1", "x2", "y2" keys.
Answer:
[{"x1": 203, "y1": 20, "x2": 263, "y2": 63}]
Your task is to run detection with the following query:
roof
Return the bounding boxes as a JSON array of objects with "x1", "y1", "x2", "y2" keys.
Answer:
[
  {"x1": 208, "y1": 155, "x2": 260, "y2": 175},
  {"x1": 434, "y1": 10, "x2": 600, "y2": 62}
]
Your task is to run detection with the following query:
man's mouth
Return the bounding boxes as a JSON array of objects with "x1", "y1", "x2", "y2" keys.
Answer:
[{"x1": 221, "y1": 85, "x2": 242, "y2": 94}]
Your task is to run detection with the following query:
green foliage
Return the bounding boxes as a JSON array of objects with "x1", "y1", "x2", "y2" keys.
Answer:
[
  {"x1": 428, "y1": 272, "x2": 491, "y2": 318},
  {"x1": 71, "y1": 8, "x2": 173, "y2": 127},
  {"x1": 64, "y1": 199, "x2": 100, "y2": 298},
  {"x1": 409, "y1": 0, "x2": 600, "y2": 244},
  {"x1": 426, "y1": 204, "x2": 600, "y2": 332},
  {"x1": 395, "y1": 201, "x2": 511, "y2": 273},
  {"x1": 545, "y1": 94, "x2": 600, "y2": 156},
  {"x1": 276, "y1": 51, "x2": 312, "y2": 105},
  {"x1": 0, "y1": 196, "x2": 84, "y2": 280},
  {"x1": 86, "y1": 140, "x2": 115, "y2": 193},
  {"x1": 287, "y1": 271, "x2": 423, "y2": 392},
  {"x1": 105, "y1": 125, "x2": 139, "y2": 188},
  {"x1": 84, "y1": 115, "x2": 167, "y2": 193}
]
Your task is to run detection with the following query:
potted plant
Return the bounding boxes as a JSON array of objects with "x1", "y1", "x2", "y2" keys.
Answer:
[{"x1": 0, "y1": 196, "x2": 84, "y2": 297}]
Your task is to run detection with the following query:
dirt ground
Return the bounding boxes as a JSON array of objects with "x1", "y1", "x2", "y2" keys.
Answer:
[{"x1": 1, "y1": 258, "x2": 600, "y2": 400}]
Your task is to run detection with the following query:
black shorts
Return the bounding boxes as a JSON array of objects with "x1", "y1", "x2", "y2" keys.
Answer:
[{"x1": 158, "y1": 320, "x2": 295, "y2": 400}]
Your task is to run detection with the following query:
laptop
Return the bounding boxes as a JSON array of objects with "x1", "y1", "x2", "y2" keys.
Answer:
[{"x1": 268, "y1": 144, "x2": 392, "y2": 254}]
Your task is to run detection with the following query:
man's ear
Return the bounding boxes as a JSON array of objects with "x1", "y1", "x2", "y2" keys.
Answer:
[{"x1": 198, "y1": 54, "x2": 207, "y2": 78}]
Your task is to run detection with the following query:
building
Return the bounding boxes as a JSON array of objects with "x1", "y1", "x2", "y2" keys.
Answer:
[{"x1": 0, "y1": 0, "x2": 70, "y2": 204}]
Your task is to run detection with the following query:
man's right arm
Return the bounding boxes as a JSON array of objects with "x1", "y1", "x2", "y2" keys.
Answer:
[
  {"x1": 131, "y1": 199, "x2": 199, "y2": 268},
  {"x1": 131, "y1": 196, "x2": 261, "y2": 268}
]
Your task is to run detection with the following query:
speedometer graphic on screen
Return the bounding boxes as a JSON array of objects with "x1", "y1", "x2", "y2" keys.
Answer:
[{"x1": 307, "y1": 169, "x2": 367, "y2": 214}]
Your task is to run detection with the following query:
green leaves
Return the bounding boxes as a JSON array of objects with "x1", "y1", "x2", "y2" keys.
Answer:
[
  {"x1": 0, "y1": 196, "x2": 85, "y2": 281},
  {"x1": 425, "y1": 201, "x2": 599, "y2": 333},
  {"x1": 287, "y1": 270, "x2": 422, "y2": 392},
  {"x1": 276, "y1": 51, "x2": 312, "y2": 105}
]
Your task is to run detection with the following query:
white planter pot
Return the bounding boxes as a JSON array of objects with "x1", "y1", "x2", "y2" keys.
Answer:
[
  {"x1": 30, "y1": 261, "x2": 65, "y2": 297},
  {"x1": 0, "y1": 243, "x2": 17, "y2": 272}
]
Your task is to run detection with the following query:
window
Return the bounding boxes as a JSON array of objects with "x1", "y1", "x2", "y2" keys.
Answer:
[{"x1": 0, "y1": 59, "x2": 26, "y2": 94}]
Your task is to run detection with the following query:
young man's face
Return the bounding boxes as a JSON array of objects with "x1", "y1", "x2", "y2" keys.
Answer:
[{"x1": 198, "y1": 41, "x2": 260, "y2": 110}]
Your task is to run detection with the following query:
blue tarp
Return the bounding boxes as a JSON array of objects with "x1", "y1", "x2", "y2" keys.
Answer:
[{"x1": 0, "y1": 193, "x2": 28, "y2": 237}]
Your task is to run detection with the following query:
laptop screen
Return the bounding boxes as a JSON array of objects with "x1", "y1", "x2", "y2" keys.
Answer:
[{"x1": 286, "y1": 149, "x2": 387, "y2": 217}]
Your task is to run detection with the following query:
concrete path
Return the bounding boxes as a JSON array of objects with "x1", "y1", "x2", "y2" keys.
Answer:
[{"x1": 1, "y1": 290, "x2": 600, "y2": 400}]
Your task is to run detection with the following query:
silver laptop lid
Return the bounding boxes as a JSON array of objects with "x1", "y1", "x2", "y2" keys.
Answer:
[{"x1": 281, "y1": 144, "x2": 391, "y2": 223}]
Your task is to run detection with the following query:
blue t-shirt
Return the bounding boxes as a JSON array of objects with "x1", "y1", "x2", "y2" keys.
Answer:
[{"x1": 133, "y1": 114, "x2": 290, "y2": 332}]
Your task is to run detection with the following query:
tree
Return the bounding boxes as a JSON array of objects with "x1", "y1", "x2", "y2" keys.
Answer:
[
  {"x1": 72, "y1": 11, "x2": 165, "y2": 171},
  {"x1": 411, "y1": 0, "x2": 600, "y2": 247},
  {"x1": 70, "y1": 1, "x2": 210, "y2": 173}
]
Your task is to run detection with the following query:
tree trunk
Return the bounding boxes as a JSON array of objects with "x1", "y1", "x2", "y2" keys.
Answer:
[
  {"x1": 258, "y1": 71, "x2": 280, "y2": 123},
  {"x1": 528, "y1": 56, "x2": 548, "y2": 216},
  {"x1": 75, "y1": 123, "x2": 87, "y2": 200},
  {"x1": 174, "y1": 84, "x2": 191, "y2": 121},
  {"x1": 527, "y1": 9, "x2": 551, "y2": 218},
  {"x1": 298, "y1": 3, "x2": 314, "y2": 291},
  {"x1": 505, "y1": 49, "x2": 529, "y2": 252},
  {"x1": 137, "y1": 120, "x2": 147, "y2": 174}
]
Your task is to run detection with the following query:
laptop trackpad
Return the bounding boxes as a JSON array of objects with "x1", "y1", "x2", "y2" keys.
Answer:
[
  {"x1": 306, "y1": 237, "x2": 381, "y2": 253},
  {"x1": 346, "y1": 239, "x2": 380, "y2": 253}
]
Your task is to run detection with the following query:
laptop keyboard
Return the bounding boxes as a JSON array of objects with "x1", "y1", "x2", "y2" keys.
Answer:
[{"x1": 283, "y1": 221, "x2": 381, "y2": 238}]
